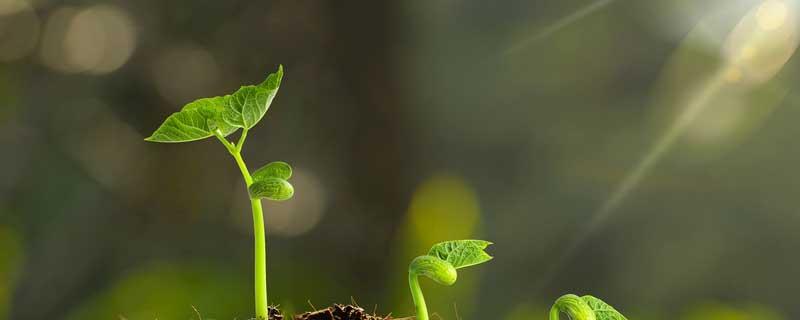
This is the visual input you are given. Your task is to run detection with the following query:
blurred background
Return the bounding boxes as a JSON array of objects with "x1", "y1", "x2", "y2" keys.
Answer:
[{"x1": 1, "y1": 0, "x2": 799, "y2": 319}]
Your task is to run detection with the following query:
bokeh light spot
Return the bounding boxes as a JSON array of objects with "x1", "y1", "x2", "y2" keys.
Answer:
[
  {"x1": 724, "y1": 0, "x2": 798, "y2": 84},
  {"x1": 0, "y1": 2, "x2": 40, "y2": 62},
  {"x1": 64, "y1": 5, "x2": 136, "y2": 74},
  {"x1": 40, "y1": 5, "x2": 136, "y2": 74},
  {"x1": 407, "y1": 174, "x2": 480, "y2": 246},
  {"x1": 756, "y1": 0, "x2": 789, "y2": 31},
  {"x1": 39, "y1": 6, "x2": 78, "y2": 72},
  {"x1": 264, "y1": 169, "x2": 327, "y2": 237}
]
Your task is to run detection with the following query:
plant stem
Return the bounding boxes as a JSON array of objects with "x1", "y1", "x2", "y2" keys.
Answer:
[
  {"x1": 549, "y1": 294, "x2": 596, "y2": 320},
  {"x1": 216, "y1": 130, "x2": 269, "y2": 319},
  {"x1": 408, "y1": 273, "x2": 429, "y2": 320}
]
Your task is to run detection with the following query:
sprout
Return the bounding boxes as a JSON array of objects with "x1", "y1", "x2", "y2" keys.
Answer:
[
  {"x1": 146, "y1": 65, "x2": 288, "y2": 320},
  {"x1": 408, "y1": 240, "x2": 493, "y2": 320},
  {"x1": 550, "y1": 294, "x2": 628, "y2": 320}
]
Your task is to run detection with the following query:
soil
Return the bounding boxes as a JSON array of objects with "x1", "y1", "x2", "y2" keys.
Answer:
[
  {"x1": 292, "y1": 304, "x2": 392, "y2": 320},
  {"x1": 269, "y1": 306, "x2": 284, "y2": 320}
]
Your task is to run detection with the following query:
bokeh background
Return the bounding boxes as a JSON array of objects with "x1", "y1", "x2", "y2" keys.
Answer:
[{"x1": 1, "y1": 0, "x2": 799, "y2": 319}]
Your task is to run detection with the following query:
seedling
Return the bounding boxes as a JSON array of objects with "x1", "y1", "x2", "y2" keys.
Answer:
[
  {"x1": 145, "y1": 65, "x2": 291, "y2": 320},
  {"x1": 407, "y1": 240, "x2": 493, "y2": 320},
  {"x1": 549, "y1": 294, "x2": 628, "y2": 320}
]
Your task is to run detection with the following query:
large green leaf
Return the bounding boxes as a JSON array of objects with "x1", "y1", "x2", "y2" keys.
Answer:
[
  {"x1": 222, "y1": 66, "x2": 283, "y2": 129},
  {"x1": 581, "y1": 296, "x2": 627, "y2": 320},
  {"x1": 182, "y1": 96, "x2": 237, "y2": 136},
  {"x1": 427, "y1": 240, "x2": 493, "y2": 269},
  {"x1": 248, "y1": 178, "x2": 294, "y2": 201},
  {"x1": 252, "y1": 161, "x2": 292, "y2": 181},
  {"x1": 145, "y1": 96, "x2": 236, "y2": 143}
]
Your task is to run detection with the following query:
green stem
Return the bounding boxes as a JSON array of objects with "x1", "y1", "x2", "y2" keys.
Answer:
[
  {"x1": 236, "y1": 129, "x2": 248, "y2": 153},
  {"x1": 409, "y1": 273, "x2": 428, "y2": 320},
  {"x1": 215, "y1": 130, "x2": 269, "y2": 319}
]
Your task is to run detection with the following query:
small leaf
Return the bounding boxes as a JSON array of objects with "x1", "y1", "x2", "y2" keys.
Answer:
[
  {"x1": 581, "y1": 296, "x2": 628, "y2": 320},
  {"x1": 409, "y1": 255, "x2": 457, "y2": 286},
  {"x1": 248, "y1": 178, "x2": 294, "y2": 201},
  {"x1": 253, "y1": 161, "x2": 292, "y2": 181},
  {"x1": 222, "y1": 66, "x2": 283, "y2": 129},
  {"x1": 427, "y1": 240, "x2": 493, "y2": 269},
  {"x1": 145, "y1": 96, "x2": 235, "y2": 143}
]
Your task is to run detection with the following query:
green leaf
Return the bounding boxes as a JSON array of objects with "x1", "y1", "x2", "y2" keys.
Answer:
[
  {"x1": 253, "y1": 161, "x2": 292, "y2": 181},
  {"x1": 222, "y1": 66, "x2": 283, "y2": 129},
  {"x1": 581, "y1": 296, "x2": 628, "y2": 320},
  {"x1": 145, "y1": 96, "x2": 236, "y2": 143},
  {"x1": 248, "y1": 178, "x2": 294, "y2": 201},
  {"x1": 427, "y1": 240, "x2": 493, "y2": 269},
  {"x1": 182, "y1": 96, "x2": 238, "y2": 136},
  {"x1": 258, "y1": 64, "x2": 283, "y2": 91},
  {"x1": 409, "y1": 255, "x2": 457, "y2": 286}
]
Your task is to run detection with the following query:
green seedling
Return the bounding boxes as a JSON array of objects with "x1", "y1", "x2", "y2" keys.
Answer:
[
  {"x1": 408, "y1": 240, "x2": 493, "y2": 320},
  {"x1": 146, "y1": 65, "x2": 291, "y2": 320},
  {"x1": 549, "y1": 294, "x2": 628, "y2": 320}
]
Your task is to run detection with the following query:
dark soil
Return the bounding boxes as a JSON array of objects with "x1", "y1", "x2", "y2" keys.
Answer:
[
  {"x1": 293, "y1": 304, "x2": 392, "y2": 320},
  {"x1": 268, "y1": 306, "x2": 284, "y2": 320}
]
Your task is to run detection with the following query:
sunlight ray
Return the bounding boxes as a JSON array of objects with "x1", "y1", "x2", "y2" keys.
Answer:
[
  {"x1": 530, "y1": 0, "x2": 799, "y2": 290},
  {"x1": 504, "y1": 0, "x2": 616, "y2": 56}
]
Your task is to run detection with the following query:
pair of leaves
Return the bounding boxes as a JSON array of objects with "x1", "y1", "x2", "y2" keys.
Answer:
[
  {"x1": 410, "y1": 240, "x2": 493, "y2": 286},
  {"x1": 248, "y1": 161, "x2": 294, "y2": 201},
  {"x1": 551, "y1": 294, "x2": 627, "y2": 320},
  {"x1": 145, "y1": 66, "x2": 283, "y2": 143}
]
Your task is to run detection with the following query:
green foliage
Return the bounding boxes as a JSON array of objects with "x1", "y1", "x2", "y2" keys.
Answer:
[
  {"x1": 249, "y1": 177, "x2": 294, "y2": 201},
  {"x1": 408, "y1": 255, "x2": 457, "y2": 286},
  {"x1": 253, "y1": 161, "x2": 293, "y2": 180},
  {"x1": 144, "y1": 96, "x2": 234, "y2": 143},
  {"x1": 408, "y1": 239, "x2": 493, "y2": 320},
  {"x1": 145, "y1": 65, "x2": 283, "y2": 142},
  {"x1": 222, "y1": 66, "x2": 283, "y2": 129},
  {"x1": 582, "y1": 295, "x2": 628, "y2": 320},
  {"x1": 249, "y1": 161, "x2": 294, "y2": 201},
  {"x1": 549, "y1": 294, "x2": 627, "y2": 320},
  {"x1": 428, "y1": 239, "x2": 493, "y2": 269},
  {"x1": 145, "y1": 65, "x2": 289, "y2": 320}
]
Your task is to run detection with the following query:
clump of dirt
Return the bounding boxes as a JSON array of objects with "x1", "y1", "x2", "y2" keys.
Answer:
[
  {"x1": 293, "y1": 304, "x2": 391, "y2": 320},
  {"x1": 268, "y1": 306, "x2": 284, "y2": 320}
]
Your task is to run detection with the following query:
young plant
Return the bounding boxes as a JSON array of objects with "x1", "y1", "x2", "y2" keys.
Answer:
[
  {"x1": 145, "y1": 65, "x2": 291, "y2": 320},
  {"x1": 408, "y1": 240, "x2": 493, "y2": 320},
  {"x1": 549, "y1": 294, "x2": 628, "y2": 320}
]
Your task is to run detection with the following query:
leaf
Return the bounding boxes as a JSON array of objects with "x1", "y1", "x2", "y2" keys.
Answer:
[
  {"x1": 409, "y1": 255, "x2": 457, "y2": 286},
  {"x1": 581, "y1": 296, "x2": 628, "y2": 320},
  {"x1": 248, "y1": 178, "x2": 294, "y2": 201},
  {"x1": 222, "y1": 66, "x2": 283, "y2": 129},
  {"x1": 145, "y1": 96, "x2": 236, "y2": 143},
  {"x1": 253, "y1": 161, "x2": 292, "y2": 181},
  {"x1": 258, "y1": 64, "x2": 283, "y2": 91},
  {"x1": 182, "y1": 96, "x2": 238, "y2": 136},
  {"x1": 427, "y1": 240, "x2": 493, "y2": 269}
]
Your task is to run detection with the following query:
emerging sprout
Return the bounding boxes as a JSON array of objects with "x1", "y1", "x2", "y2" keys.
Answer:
[
  {"x1": 408, "y1": 240, "x2": 493, "y2": 320},
  {"x1": 146, "y1": 65, "x2": 288, "y2": 320},
  {"x1": 550, "y1": 294, "x2": 628, "y2": 320}
]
